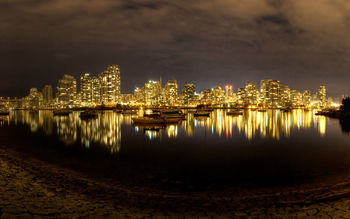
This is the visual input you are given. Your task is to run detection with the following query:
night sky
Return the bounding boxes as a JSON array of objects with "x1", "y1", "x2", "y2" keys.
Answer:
[{"x1": 1, "y1": 0, "x2": 350, "y2": 98}]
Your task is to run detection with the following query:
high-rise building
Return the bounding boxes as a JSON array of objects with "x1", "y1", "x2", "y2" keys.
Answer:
[
  {"x1": 80, "y1": 73, "x2": 93, "y2": 106},
  {"x1": 318, "y1": 85, "x2": 326, "y2": 107},
  {"x1": 144, "y1": 80, "x2": 162, "y2": 105},
  {"x1": 57, "y1": 74, "x2": 77, "y2": 107},
  {"x1": 279, "y1": 85, "x2": 290, "y2": 107},
  {"x1": 212, "y1": 86, "x2": 224, "y2": 104},
  {"x1": 224, "y1": 85, "x2": 234, "y2": 103},
  {"x1": 260, "y1": 80, "x2": 280, "y2": 107},
  {"x1": 290, "y1": 90, "x2": 302, "y2": 106},
  {"x1": 164, "y1": 80, "x2": 178, "y2": 105},
  {"x1": 201, "y1": 89, "x2": 213, "y2": 104},
  {"x1": 92, "y1": 77, "x2": 101, "y2": 104},
  {"x1": 28, "y1": 88, "x2": 40, "y2": 108},
  {"x1": 133, "y1": 87, "x2": 144, "y2": 103},
  {"x1": 244, "y1": 82, "x2": 258, "y2": 106},
  {"x1": 182, "y1": 83, "x2": 196, "y2": 105},
  {"x1": 236, "y1": 88, "x2": 245, "y2": 106},
  {"x1": 99, "y1": 65, "x2": 121, "y2": 105},
  {"x1": 302, "y1": 90, "x2": 311, "y2": 107},
  {"x1": 42, "y1": 85, "x2": 53, "y2": 106}
]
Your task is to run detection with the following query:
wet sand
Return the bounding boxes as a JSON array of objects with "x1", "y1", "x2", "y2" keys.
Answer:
[{"x1": 1, "y1": 144, "x2": 350, "y2": 218}]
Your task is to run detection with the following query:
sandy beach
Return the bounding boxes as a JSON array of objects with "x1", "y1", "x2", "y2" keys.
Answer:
[{"x1": 1, "y1": 142, "x2": 350, "y2": 219}]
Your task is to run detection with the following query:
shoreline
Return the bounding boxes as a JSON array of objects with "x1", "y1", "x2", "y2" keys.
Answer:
[{"x1": 2, "y1": 145, "x2": 350, "y2": 217}]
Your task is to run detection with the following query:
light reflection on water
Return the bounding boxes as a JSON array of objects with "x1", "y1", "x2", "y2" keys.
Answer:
[{"x1": 4, "y1": 109, "x2": 328, "y2": 153}]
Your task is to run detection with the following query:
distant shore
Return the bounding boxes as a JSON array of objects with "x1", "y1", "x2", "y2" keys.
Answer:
[{"x1": 1, "y1": 141, "x2": 350, "y2": 217}]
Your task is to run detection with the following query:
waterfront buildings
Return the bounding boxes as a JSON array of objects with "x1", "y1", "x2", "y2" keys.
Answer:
[
  {"x1": 80, "y1": 73, "x2": 93, "y2": 107},
  {"x1": 100, "y1": 65, "x2": 121, "y2": 105},
  {"x1": 57, "y1": 74, "x2": 77, "y2": 108},
  {"x1": 290, "y1": 90, "x2": 302, "y2": 107},
  {"x1": 91, "y1": 77, "x2": 101, "y2": 104},
  {"x1": 182, "y1": 84, "x2": 196, "y2": 105},
  {"x1": 260, "y1": 80, "x2": 280, "y2": 108},
  {"x1": 236, "y1": 88, "x2": 245, "y2": 107},
  {"x1": 224, "y1": 85, "x2": 235, "y2": 105},
  {"x1": 318, "y1": 85, "x2": 327, "y2": 108},
  {"x1": 4, "y1": 63, "x2": 335, "y2": 109},
  {"x1": 144, "y1": 80, "x2": 162, "y2": 105},
  {"x1": 302, "y1": 90, "x2": 311, "y2": 107},
  {"x1": 279, "y1": 85, "x2": 291, "y2": 107},
  {"x1": 164, "y1": 80, "x2": 178, "y2": 105},
  {"x1": 42, "y1": 85, "x2": 53, "y2": 107},
  {"x1": 28, "y1": 88, "x2": 43, "y2": 108},
  {"x1": 244, "y1": 82, "x2": 258, "y2": 106}
]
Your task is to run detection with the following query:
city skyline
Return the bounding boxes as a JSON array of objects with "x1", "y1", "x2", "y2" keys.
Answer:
[{"x1": 0, "y1": 64, "x2": 338, "y2": 110}]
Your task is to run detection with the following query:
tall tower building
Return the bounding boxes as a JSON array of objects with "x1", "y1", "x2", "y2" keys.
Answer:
[
  {"x1": 164, "y1": 80, "x2": 178, "y2": 105},
  {"x1": 99, "y1": 65, "x2": 121, "y2": 105},
  {"x1": 318, "y1": 85, "x2": 326, "y2": 108},
  {"x1": 302, "y1": 90, "x2": 311, "y2": 107},
  {"x1": 260, "y1": 79, "x2": 280, "y2": 107},
  {"x1": 144, "y1": 80, "x2": 162, "y2": 105},
  {"x1": 278, "y1": 85, "x2": 290, "y2": 107},
  {"x1": 28, "y1": 88, "x2": 40, "y2": 108},
  {"x1": 182, "y1": 83, "x2": 196, "y2": 105},
  {"x1": 42, "y1": 85, "x2": 53, "y2": 106},
  {"x1": 244, "y1": 82, "x2": 258, "y2": 106},
  {"x1": 57, "y1": 74, "x2": 77, "y2": 107},
  {"x1": 92, "y1": 77, "x2": 101, "y2": 104},
  {"x1": 224, "y1": 85, "x2": 234, "y2": 104},
  {"x1": 80, "y1": 73, "x2": 93, "y2": 106},
  {"x1": 212, "y1": 86, "x2": 224, "y2": 104},
  {"x1": 290, "y1": 90, "x2": 302, "y2": 106}
]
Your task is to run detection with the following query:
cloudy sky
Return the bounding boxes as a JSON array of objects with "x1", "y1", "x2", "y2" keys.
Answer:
[{"x1": 1, "y1": 0, "x2": 350, "y2": 97}]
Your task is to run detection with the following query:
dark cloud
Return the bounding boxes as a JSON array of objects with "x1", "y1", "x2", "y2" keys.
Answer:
[
  {"x1": 256, "y1": 14, "x2": 290, "y2": 26},
  {"x1": 1, "y1": 0, "x2": 350, "y2": 97}
]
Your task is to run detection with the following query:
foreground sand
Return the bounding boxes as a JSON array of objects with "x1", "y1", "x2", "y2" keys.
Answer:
[{"x1": 1, "y1": 145, "x2": 350, "y2": 218}]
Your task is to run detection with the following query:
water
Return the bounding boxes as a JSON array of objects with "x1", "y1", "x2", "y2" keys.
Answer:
[{"x1": 1, "y1": 109, "x2": 350, "y2": 190}]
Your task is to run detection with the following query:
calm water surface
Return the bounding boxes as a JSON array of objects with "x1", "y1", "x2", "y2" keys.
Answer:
[{"x1": 1, "y1": 109, "x2": 350, "y2": 188}]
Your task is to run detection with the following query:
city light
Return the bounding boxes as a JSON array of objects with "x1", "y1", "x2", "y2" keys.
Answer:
[{"x1": 0, "y1": 66, "x2": 340, "y2": 111}]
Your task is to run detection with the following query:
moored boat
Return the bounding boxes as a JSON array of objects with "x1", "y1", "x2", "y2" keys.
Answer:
[
  {"x1": 194, "y1": 111, "x2": 211, "y2": 117},
  {"x1": 132, "y1": 117, "x2": 165, "y2": 124},
  {"x1": 0, "y1": 110, "x2": 10, "y2": 116},
  {"x1": 79, "y1": 110, "x2": 98, "y2": 119},
  {"x1": 53, "y1": 109, "x2": 71, "y2": 116},
  {"x1": 163, "y1": 117, "x2": 182, "y2": 123},
  {"x1": 114, "y1": 109, "x2": 123, "y2": 113},
  {"x1": 122, "y1": 109, "x2": 138, "y2": 114},
  {"x1": 226, "y1": 110, "x2": 243, "y2": 116}
]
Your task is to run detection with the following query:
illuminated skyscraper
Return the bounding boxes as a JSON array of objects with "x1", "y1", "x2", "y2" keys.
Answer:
[
  {"x1": 318, "y1": 85, "x2": 326, "y2": 108},
  {"x1": 92, "y1": 77, "x2": 101, "y2": 104},
  {"x1": 244, "y1": 82, "x2": 258, "y2": 106},
  {"x1": 260, "y1": 80, "x2": 280, "y2": 107},
  {"x1": 57, "y1": 74, "x2": 77, "y2": 107},
  {"x1": 290, "y1": 90, "x2": 302, "y2": 106},
  {"x1": 212, "y1": 86, "x2": 224, "y2": 104},
  {"x1": 164, "y1": 80, "x2": 178, "y2": 105},
  {"x1": 133, "y1": 87, "x2": 144, "y2": 103},
  {"x1": 302, "y1": 90, "x2": 311, "y2": 107},
  {"x1": 28, "y1": 88, "x2": 40, "y2": 108},
  {"x1": 182, "y1": 83, "x2": 196, "y2": 105},
  {"x1": 144, "y1": 80, "x2": 162, "y2": 105},
  {"x1": 42, "y1": 85, "x2": 53, "y2": 106},
  {"x1": 236, "y1": 88, "x2": 245, "y2": 107},
  {"x1": 80, "y1": 73, "x2": 93, "y2": 106},
  {"x1": 224, "y1": 85, "x2": 235, "y2": 105},
  {"x1": 99, "y1": 65, "x2": 121, "y2": 105},
  {"x1": 279, "y1": 85, "x2": 290, "y2": 107}
]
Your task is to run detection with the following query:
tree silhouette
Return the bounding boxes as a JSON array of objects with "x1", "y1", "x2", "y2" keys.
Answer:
[{"x1": 340, "y1": 97, "x2": 350, "y2": 113}]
